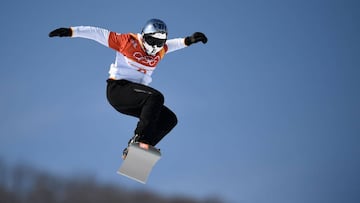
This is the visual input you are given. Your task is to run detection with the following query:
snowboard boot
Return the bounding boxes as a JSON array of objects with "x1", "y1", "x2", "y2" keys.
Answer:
[
  {"x1": 122, "y1": 134, "x2": 149, "y2": 160},
  {"x1": 128, "y1": 134, "x2": 142, "y2": 145}
]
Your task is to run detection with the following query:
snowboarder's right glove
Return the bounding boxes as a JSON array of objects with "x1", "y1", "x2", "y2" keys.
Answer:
[
  {"x1": 185, "y1": 32, "x2": 208, "y2": 46},
  {"x1": 49, "y1": 28, "x2": 72, "y2": 37}
]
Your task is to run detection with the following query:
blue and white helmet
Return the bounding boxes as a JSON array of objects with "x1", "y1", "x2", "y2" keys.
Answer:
[{"x1": 141, "y1": 19, "x2": 168, "y2": 55}]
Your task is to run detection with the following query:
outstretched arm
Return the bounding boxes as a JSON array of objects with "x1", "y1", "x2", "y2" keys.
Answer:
[
  {"x1": 166, "y1": 32, "x2": 208, "y2": 53},
  {"x1": 49, "y1": 26, "x2": 110, "y2": 47}
]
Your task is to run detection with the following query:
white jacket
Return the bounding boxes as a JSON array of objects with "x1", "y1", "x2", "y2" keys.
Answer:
[{"x1": 71, "y1": 26, "x2": 187, "y2": 85}]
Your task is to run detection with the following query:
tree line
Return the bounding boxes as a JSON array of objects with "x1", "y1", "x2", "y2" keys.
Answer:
[{"x1": 0, "y1": 159, "x2": 224, "y2": 203}]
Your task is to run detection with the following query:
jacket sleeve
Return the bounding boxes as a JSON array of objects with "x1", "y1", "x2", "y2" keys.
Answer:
[
  {"x1": 71, "y1": 26, "x2": 110, "y2": 47},
  {"x1": 165, "y1": 38, "x2": 187, "y2": 53}
]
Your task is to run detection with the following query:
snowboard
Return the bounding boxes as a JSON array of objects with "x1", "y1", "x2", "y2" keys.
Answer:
[{"x1": 117, "y1": 142, "x2": 161, "y2": 184}]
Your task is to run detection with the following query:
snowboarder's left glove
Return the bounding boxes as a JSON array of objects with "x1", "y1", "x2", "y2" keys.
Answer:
[
  {"x1": 49, "y1": 28, "x2": 72, "y2": 37},
  {"x1": 185, "y1": 32, "x2": 208, "y2": 46}
]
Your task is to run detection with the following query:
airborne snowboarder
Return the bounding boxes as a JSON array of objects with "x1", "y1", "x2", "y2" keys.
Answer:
[{"x1": 49, "y1": 19, "x2": 207, "y2": 159}]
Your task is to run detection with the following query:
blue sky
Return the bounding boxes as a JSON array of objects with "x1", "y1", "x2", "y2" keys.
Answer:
[{"x1": 1, "y1": 0, "x2": 359, "y2": 202}]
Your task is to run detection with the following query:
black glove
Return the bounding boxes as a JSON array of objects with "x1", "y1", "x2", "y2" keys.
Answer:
[
  {"x1": 185, "y1": 32, "x2": 208, "y2": 46},
  {"x1": 49, "y1": 28, "x2": 72, "y2": 37}
]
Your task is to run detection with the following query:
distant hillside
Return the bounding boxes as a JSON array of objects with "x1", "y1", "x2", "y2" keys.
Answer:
[{"x1": 0, "y1": 159, "x2": 224, "y2": 203}]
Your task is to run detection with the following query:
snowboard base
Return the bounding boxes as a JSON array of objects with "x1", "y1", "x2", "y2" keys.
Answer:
[{"x1": 117, "y1": 142, "x2": 161, "y2": 184}]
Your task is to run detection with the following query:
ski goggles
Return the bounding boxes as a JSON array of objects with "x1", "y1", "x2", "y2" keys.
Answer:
[{"x1": 143, "y1": 34, "x2": 166, "y2": 47}]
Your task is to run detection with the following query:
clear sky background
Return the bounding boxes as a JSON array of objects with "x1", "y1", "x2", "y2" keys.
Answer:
[{"x1": 1, "y1": 0, "x2": 359, "y2": 202}]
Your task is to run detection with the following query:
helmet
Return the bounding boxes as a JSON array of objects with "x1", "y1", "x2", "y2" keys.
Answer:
[
  {"x1": 141, "y1": 19, "x2": 168, "y2": 56},
  {"x1": 141, "y1": 18, "x2": 168, "y2": 35}
]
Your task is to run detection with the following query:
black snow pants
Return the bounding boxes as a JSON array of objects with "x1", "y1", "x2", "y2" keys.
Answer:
[{"x1": 106, "y1": 79, "x2": 177, "y2": 146}]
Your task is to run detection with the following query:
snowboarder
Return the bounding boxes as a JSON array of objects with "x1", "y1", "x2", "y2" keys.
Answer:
[{"x1": 49, "y1": 19, "x2": 207, "y2": 159}]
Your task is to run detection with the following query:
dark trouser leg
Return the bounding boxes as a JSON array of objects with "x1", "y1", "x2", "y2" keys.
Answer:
[
  {"x1": 133, "y1": 87, "x2": 164, "y2": 142},
  {"x1": 106, "y1": 79, "x2": 176, "y2": 145},
  {"x1": 148, "y1": 106, "x2": 177, "y2": 146}
]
